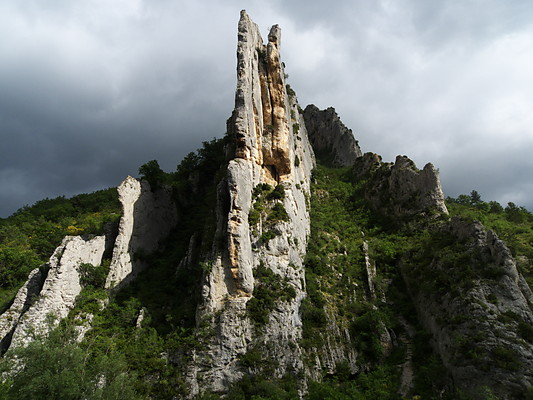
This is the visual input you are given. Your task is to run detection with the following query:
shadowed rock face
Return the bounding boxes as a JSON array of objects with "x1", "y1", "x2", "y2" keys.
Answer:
[
  {"x1": 105, "y1": 176, "x2": 178, "y2": 289},
  {"x1": 403, "y1": 218, "x2": 533, "y2": 399},
  {"x1": 353, "y1": 152, "x2": 448, "y2": 218},
  {"x1": 303, "y1": 104, "x2": 362, "y2": 166}
]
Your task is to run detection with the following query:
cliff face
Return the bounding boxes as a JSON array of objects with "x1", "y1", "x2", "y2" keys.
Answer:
[
  {"x1": 106, "y1": 176, "x2": 178, "y2": 289},
  {"x1": 190, "y1": 10, "x2": 315, "y2": 394},
  {"x1": 403, "y1": 218, "x2": 533, "y2": 399},
  {"x1": 303, "y1": 104, "x2": 362, "y2": 166},
  {"x1": 0, "y1": 235, "x2": 105, "y2": 351}
]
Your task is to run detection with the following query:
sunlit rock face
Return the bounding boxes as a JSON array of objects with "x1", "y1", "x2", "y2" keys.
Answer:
[
  {"x1": 190, "y1": 10, "x2": 316, "y2": 394},
  {"x1": 5, "y1": 235, "x2": 105, "y2": 350},
  {"x1": 105, "y1": 176, "x2": 178, "y2": 289}
]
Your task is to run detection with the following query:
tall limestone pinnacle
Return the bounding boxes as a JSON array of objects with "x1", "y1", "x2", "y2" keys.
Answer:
[{"x1": 189, "y1": 10, "x2": 315, "y2": 394}]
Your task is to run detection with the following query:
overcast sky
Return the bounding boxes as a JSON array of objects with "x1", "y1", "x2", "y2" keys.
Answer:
[{"x1": 1, "y1": 0, "x2": 532, "y2": 217}]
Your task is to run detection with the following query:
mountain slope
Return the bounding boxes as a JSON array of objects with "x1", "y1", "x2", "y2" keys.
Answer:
[{"x1": 0, "y1": 10, "x2": 532, "y2": 400}]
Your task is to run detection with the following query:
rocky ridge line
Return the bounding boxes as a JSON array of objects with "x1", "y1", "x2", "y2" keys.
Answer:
[{"x1": 303, "y1": 104, "x2": 362, "y2": 166}]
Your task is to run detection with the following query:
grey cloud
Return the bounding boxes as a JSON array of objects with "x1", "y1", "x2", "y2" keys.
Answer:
[{"x1": 1, "y1": 1, "x2": 532, "y2": 216}]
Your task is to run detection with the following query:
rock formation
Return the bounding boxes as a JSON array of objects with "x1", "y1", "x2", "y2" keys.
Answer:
[
  {"x1": 2, "y1": 235, "x2": 105, "y2": 350},
  {"x1": 353, "y1": 152, "x2": 448, "y2": 218},
  {"x1": 402, "y1": 218, "x2": 533, "y2": 399},
  {"x1": 1, "y1": 10, "x2": 531, "y2": 400},
  {"x1": 0, "y1": 268, "x2": 46, "y2": 353},
  {"x1": 303, "y1": 104, "x2": 362, "y2": 166},
  {"x1": 106, "y1": 176, "x2": 178, "y2": 289},
  {"x1": 189, "y1": 10, "x2": 315, "y2": 394}
]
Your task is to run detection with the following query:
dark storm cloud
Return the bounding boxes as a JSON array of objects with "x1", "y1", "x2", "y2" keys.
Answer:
[
  {"x1": 0, "y1": 0, "x2": 239, "y2": 216},
  {"x1": 1, "y1": 0, "x2": 532, "y2": 216}
]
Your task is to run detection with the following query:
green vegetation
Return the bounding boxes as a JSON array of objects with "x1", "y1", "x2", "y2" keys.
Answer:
[
  {"x1": 0, "y1": 323, "x2": 141, "y2": 400},
  {"x1": 286, "y1": 84, "x2": 296, "y2": 99},
  {"x1": 247, "y1": 263, "x2": 296, "y2": 326},
  {"x1": 249, "y1": 183, "x2": 289, "y2": 240},
  {"x1": 446, "y1": 191, "x2": 533, "y2": 287},
  {"x1": 2, "y1": 134, "x2": 532, "y2": 399}
]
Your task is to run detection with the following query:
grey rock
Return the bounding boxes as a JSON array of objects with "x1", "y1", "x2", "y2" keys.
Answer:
[
  {"x1": 0, "y1": 268, "x2": 46, "y2": 353},
  {"x1": 353, "y1": 153, "x2": 448, "y2": 218},
  {"x1": 404, "y1": 218, "x2": 533, "y2": 399},
  {"x1": 190, "y1": 10, "x2": 315, "y2": 395},
  {"x1": 106, "y1": 176, "x2": 178, "y2": 289},
  {"x1": 303, "y1": 104, "x2": 362, "y2": 166},
  {"x1": 9, "y1": 235, "x2": 105, "y2": 349}
]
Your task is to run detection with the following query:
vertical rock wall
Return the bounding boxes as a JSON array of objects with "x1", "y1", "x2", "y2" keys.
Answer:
[
  {"x1": 303, "y1": 104, "x2": 362, "y2": 166},
  {"x1": 105, "y1": 176, "x2": 178, "y2": 289},
  {"x1": 192, "y1": 10, "x2": 315, "y2": 394}
]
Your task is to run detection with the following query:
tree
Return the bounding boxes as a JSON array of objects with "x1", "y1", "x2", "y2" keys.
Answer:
[
  {"x1": 0, "y1": 326, "x2": 140, "y2": 399},
  {"x1": 138, "y1": 160, "x2": 165, "y2": 190},
  {"x1": 470, "y1": 190, "x2": 481, "y2": 205}
]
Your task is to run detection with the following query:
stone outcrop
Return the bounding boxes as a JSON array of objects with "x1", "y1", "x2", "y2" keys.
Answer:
[
  {"x1": 190, "y1": 10, "x2": 315, "y2": 394},
  {"x1": 353, "y1": 152, "x2": 448, "y2": 218},
  {"x1": 105, "y1": 176, "x2": 178, "y2": 289},
  {"x1": 303, "y1": 104, "x2": 362, "y2": 166},
  {"x1": 0, "y1": 268, "x2": 46, "y2": 353},
  {"x1": 6, "y1": 235, "x2": 105, "y2": 349},
  {"x1": 0, "y1": 175, "x2": 178, "y2": 353},
  {"x1": 403, "y1": 218, "x2": 533, "y2": 399}
]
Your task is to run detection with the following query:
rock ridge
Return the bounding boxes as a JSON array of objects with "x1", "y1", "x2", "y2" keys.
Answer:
[
  {"x1": 303, "y1": 104, "x2": 362, "y2": 166},
  {"x1": 353, "y1": 152, "x2": 448, "y2": 218},
  {"x1": 403, "y1": 217, "x2": 533, "y2": 399},
  {"x1": 3, "y1": 235, "x2": 105, "y2": 350}
]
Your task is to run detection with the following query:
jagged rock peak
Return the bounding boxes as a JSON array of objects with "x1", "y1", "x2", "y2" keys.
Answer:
[
  {"x1": 353, "y1": 152, "x2": 448, "y2": 218},
  {"x1": 303, "y1": 104, "x2": 362, "y2": 166},
  {"x1": 229, "y1": 10, "x2": 300, "y2": 183}
]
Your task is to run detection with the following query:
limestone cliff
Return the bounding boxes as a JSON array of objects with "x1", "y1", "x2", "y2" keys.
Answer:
[
  {"x1": 106, "y1": 176, "x2": 178, "y2": 289},
  {"x1": 2, "y1": 235, "x2": 105, "y2": 350},
  {"x1": 0, "y1": 268, "x2": 46, "y2": 353},
  {"x1": 190, "y1": 10, "x2": 315, "y2": 394},
  {"x1": 303, "y1": 104, "x2": 362, "y2": 166}
]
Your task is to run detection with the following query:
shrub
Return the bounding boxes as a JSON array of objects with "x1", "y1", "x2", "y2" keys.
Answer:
[
  {"x1": 78, "y1": 261, "x2": 110, "y2": 289},
  {"x1": 518, "y1": 320, "x2": 533, "y2": 343},
  {"x1": 268, "y1": 203, "x2": 289, "y2": 222},
  {"x1": 260, "y1": 230, "x2": 277, "y2": 242},
  {"x1": 247, "y1": 264, "x2": 296, "y2": 326},
  {"x1": 267, "y1": 184, "x2": 285, "y2": 200}
]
